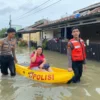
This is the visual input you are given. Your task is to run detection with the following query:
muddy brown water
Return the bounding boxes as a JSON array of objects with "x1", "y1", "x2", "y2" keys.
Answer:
[{"x1": 0, "y1": 47, "x2": 100, "y2": 100}]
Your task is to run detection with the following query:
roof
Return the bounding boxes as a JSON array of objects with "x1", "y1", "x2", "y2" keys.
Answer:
[
  {"x1": 17, "y1": 27, "x2": 41, "y2": 33},
  {"x1": 17, "y1": 3, "x2": 100, "y2": 32},
  {"x1": 17, "y1": 19, "x2": 49, "y2": 33},
  {"x1": 39, "y1": 6, "x2": 100, "y2": 28},
  {"x1": 74, "y1": 2, "x2": 100, "y2": 14}
]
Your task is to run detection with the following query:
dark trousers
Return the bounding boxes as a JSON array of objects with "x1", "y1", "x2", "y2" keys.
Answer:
[
  {"x1": 0, "y1": 55, "x2": 1, "y2": 69},
  {"x1": 0, "y1": 55, "x2": 16, "y2": 76},
  {"x1": 72, "y1": 61, "x2": 83, "y2": 83}
]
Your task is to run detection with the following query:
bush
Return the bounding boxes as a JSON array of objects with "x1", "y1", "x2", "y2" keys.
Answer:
[
  {"x1": 0, "y1": 28, "x2": 7, "y2": 38},
  {"x1": 0, "y1": 33, "x2": 5, "y2": 38},
  {"x1": 31, "y1": 46, "x2": 35, "y2": 50},
  {"x1": 42, "y1": 39, "x2": 48, "y2": 49},
  {"x1": 18, "y1": 40, "x2": 27, "y2": 47}
]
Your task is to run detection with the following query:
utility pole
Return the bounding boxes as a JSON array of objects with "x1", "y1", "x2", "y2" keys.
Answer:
[{"x1": 9, "y1": 15, "x2": 11, "y2": 28}]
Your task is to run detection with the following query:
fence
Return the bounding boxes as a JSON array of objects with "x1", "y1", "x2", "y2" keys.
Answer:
[{"x1": 47, "y1": 40, "x2": 100, "y2": 61}]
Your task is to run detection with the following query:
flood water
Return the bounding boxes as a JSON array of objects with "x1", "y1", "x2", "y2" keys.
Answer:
[{"x1": 0, "y1": 47, "x2": 100, "y2": 100}]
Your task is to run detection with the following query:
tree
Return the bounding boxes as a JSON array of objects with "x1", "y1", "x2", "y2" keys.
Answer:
[{"x1": 0, "y1": 28, "x2": 7, "y2": 38}]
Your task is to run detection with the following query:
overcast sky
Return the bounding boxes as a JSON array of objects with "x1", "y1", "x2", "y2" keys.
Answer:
[{"x1": 0, "y1": 0, "x2": 100, "y2": 29}]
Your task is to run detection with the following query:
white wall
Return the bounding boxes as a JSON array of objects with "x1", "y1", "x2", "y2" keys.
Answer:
[{"x1": 43, "y1": 30, "x2": 53, "y2": 40}]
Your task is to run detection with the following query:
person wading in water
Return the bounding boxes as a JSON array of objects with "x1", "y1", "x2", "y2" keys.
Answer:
[
  {"x1": 67, "y1": 27, "x2": 87, "y2": 84},
  {"x1": 0, "y1": 28, "x2": 17, "y2": 76}
]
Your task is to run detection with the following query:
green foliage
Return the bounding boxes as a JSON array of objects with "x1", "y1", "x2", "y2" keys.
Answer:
[
  {"x1": 15, "y1": 34, "x2": 19, "y2": 39},
  {"x1": 0, "y1": 28, "x2": 7, "y2": 38},
  {"x1": 42, "y1": 39, "x2": 48, "y2": 49},
  {"x1": 31, "y1": 46, "x2": 35, "y2": 50},
  {"x1": 18, "y1": 40, "x2": 27, "y2": 47}
]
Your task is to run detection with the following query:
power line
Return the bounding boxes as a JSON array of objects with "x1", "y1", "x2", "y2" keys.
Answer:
[
  {"x1": 21, "y1": 0, "x2": 51, "y2": 17},
  {"x1": 14, "y1": 0, "x2": 51, "y2": 20},
  {"x1": 14, "y1": 0, "x2": 62, "y2": 21}
]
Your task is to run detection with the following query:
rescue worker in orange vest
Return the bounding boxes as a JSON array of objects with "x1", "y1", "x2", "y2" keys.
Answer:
[{"x1": 67, "y1": 27, "x2": 86, "y2": 83}]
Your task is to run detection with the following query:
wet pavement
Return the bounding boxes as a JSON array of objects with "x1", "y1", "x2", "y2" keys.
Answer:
[{"x1": 0, "y1": 47, "x2": 100, "y2": 100}]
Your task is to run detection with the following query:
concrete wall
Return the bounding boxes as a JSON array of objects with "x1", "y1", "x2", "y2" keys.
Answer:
[
  {"x1": 22, "y1": 32, "x2": 40, "y2": 43},
  {"x1": 30, "y1": 32, "x2": 40, "y2": 42},
  {"x1": 23, "y1": 34, "x2": 29, "y2": 41},
  {"x1": 65, "y1": 23, "x2": 100, "y2": 42},
  {"x1": 43, "y1": 30, "x2": 53, "y2": 39},
  {"x1": 80, "y1": 23, "x2": 100, "y2": 42},
  {"x1": 54, "y1": 29, "x2": 61, "y2": 38}
]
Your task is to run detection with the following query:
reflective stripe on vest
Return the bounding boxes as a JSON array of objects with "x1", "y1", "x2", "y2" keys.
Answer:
[{"x1": 70, "y1": 38, "x2": 86, "y2": 61}]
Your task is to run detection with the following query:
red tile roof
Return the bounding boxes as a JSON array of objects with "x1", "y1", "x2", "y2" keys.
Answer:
[
  {"x1": 39, "y1": 7, "x2": 100, "y2": 28},
  {"x1": 18, "y1": 6, "x2": 100, "y2": 32}
]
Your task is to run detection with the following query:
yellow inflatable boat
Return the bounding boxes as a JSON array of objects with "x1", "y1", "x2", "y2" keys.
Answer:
[{"x1": 15, "y1": 64, "x2": 74, "y2": 84}]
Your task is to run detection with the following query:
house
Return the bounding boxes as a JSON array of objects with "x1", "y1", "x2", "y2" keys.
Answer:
[
  {"x1": 17, "y1": 2, "x2": 100, "y2": 61},
  {"x1": 39, "y1": 2, "x2": 100, "y2": 42},
  {"x1": 39, "y1": 2, "x2": 100, "y2": 61},
  {"x1": 17, "y1": 19, "x2": 50, "y2": 45}
]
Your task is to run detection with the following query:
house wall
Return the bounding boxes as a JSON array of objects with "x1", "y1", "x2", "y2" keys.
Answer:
[
  {"x1": 22, "y1": 32, "x2": 40, "y2": 44},
  {"x1": 80, "y1": 23, "x2": 100, "y2": 42},
  {"x1": 22, "y1": 34, "x2": 29, "y2": 41},
  {"x1": 30, "y1": 32, "x2": 40, "y2": 42},
  {"x1": 43, "y1": 30, "x2": 53, "y2": 39},
  {"x1": 53, "y1": 29, "x2": 61, "y2": 38}
]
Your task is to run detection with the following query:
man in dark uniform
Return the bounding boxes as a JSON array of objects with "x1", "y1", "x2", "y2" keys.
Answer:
[
  {"x1": 0, "y1": 28, "x2": 17, "y2": 76},
  {"x1": 67, "y1": 27, "x2": 86, "y2": 83}
]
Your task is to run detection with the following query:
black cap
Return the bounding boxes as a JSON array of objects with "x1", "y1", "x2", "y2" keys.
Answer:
[{"x1": 7, "y1": 28, "x2": 16, "y2": 34}]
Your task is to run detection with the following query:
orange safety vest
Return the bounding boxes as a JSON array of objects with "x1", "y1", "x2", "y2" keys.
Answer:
[{"x1": 70, "y1": 38, "x2": 86, "y2": 61}]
